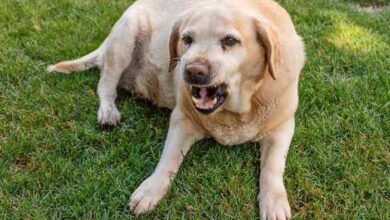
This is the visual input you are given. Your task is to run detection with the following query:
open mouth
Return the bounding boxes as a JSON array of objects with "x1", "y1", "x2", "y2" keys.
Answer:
[{"x1": 191, "y1": 83, "x2": 228, "y2": 114}]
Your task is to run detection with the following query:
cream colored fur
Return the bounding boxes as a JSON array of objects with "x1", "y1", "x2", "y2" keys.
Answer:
[{"x1": 48, "y1": 0, "x2": 305, "y2": 219}]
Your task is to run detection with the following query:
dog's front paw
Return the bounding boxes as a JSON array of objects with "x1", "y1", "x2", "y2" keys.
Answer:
[
  {"x1": 129, "y1": 175, "x2": 170, "y2": 216},
  {"x1": 259, "y1": 188, "x2": 291, "y2": 220},
  {"x1": 97, "y1": 104, "x2": 121, "y2": 126}
]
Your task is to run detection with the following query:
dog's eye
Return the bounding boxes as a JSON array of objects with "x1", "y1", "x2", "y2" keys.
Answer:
[
  {"x1": 182, "y1": 36, "x2": 193, "y2": 46},
  {"x1": 221, "y1": 36, "x2": 240, "y2": 48}
]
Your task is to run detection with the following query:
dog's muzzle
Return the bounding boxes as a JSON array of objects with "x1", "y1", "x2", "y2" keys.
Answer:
[{"x1": 183, "y1": 61, "x2": 228, "y2": 114}]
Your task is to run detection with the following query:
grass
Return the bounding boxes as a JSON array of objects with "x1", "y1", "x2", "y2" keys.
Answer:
[{"x1": 0, "y1": 0, "x2": 389, "y2": 219}]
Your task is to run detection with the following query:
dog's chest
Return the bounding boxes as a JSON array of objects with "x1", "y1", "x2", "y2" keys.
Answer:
[
  {"x1": 209, "y1": 120, "x2": 260, "y2": 145},
  {"x1": 198, "y1": 108, "x2": 272, "y2": 145}
]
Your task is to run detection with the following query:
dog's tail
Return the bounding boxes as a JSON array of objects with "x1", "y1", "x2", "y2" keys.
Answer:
[{"x1": 47, "y1": 46, "x2": 103, "y2": 74}]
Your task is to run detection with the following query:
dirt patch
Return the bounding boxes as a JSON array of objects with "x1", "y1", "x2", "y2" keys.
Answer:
[
  {"x1": 14, "y1": 157, "x2": 30, "y2": 169},
  {"x1": 352, "y1": 1, "x2": 389, "y2": 13},
  {"x1": 357, "y1": 5, "x2": 387, "y2": 13},
  {"x1": 10, "y1": 155, "x2": 39, "y2": 173}
]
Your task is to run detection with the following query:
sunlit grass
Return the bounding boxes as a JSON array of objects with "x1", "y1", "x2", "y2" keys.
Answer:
[{"x1": 328, "y1": 22, "x2": 389, "y2": 54}]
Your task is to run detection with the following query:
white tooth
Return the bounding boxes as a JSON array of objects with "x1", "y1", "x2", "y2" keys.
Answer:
[
  {"x1": 192, "y1": 96, "x2": 200, "y2": 104},
  {"x1": 212, "y1": 98, "x2": 217, "y2": 105}
]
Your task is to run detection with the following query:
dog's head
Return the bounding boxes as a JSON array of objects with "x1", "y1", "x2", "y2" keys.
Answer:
[{"x1": 169, "y1": 4, "x2": 280, "y2": 114}]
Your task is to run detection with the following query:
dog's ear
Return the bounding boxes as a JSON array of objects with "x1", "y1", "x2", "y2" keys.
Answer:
[
  {"x1": 253, "y1": 19, "x2": 280, "y2": 80},
  {"x1": 168, "y1": 19, "x2": 182, "y2": 72}
]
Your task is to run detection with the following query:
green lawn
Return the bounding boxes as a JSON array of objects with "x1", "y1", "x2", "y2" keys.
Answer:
[{"x1": 0, "y1": 0, "x2": 389, "y2": 219}]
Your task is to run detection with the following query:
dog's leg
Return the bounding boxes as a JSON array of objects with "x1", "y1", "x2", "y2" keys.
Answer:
[
  {"x1": 129, "y1": 108, "x2": 204, "y2": 215},
  {"x1": 259, "y1": 118, "x2": 294, "y2": 220},
  {"x1": 97, "y1": 16, "x2": 143, "y2": 126}
]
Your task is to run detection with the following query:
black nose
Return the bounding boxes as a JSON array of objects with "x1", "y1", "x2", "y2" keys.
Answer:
[{"x1": 184, "y1": 61, "x2": 211, "y2": 85}]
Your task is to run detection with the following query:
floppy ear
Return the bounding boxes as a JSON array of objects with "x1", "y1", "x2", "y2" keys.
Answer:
[
  {"x1": 168, "y1": 20, "x2": 182, "y2": 72},
  {"x1": 253, "y1": 19, "x2": 280, "y2": 80}
]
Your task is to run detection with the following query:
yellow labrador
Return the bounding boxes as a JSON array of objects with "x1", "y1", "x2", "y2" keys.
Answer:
[{"x1": 49, "y1": 0, "x2": 305, "y2": 219}]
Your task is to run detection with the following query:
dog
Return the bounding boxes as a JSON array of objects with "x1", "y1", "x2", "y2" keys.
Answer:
[{"x1": 48, "y1": 0, "x2": 305, "y2": 219}]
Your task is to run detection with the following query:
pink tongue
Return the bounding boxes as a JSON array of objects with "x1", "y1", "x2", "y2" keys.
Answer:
[
  {"x1": 200, "y1": 87, "x2": 208, "y2": 100},
  {"x1": 196, "y1": 87, "x2": 213, "y2": 109}
]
